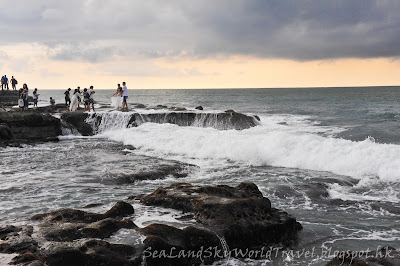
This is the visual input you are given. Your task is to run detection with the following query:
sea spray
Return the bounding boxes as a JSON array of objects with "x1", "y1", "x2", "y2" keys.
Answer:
[
  {"x1": 101, "y1": 123, "x2": 400, "y2": 182},
  {"x1": 84, "y1": 111, "x2": 260, "y2": 132}
]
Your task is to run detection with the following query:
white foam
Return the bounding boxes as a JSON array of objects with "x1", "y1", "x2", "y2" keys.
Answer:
[
  {"x1": 328, "y1": 182, "x2": 400, "y2": 204},
  {"x1": 100, "y1": 122, "x2": 400, "y2": 183}
]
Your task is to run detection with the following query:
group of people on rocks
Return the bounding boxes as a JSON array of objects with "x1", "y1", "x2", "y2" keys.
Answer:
[
  {"x1": 18, "y1": 83, "x2": 39, "y2": 111},
  {"x1": 1, "y1": 75, "x2": 18, "y2": 90},
  {"x1": 65, "y1": 86, "x2": 96, "y2": 112},
  {"x1": 1, "y1": 79, "x2": 129, "y2": 112}
]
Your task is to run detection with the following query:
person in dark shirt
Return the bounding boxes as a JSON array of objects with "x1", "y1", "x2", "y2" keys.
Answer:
[
  {"x1": 33, "y1": 88, "x2": 39, "y2": 107},
  {"x1": 10, "y1": 76, "x2": 17, "y2": 90},
  {"x1": 83, "y1": 88, "x2": 90, "y2": 112},
  {"x1": 64, "y1": 88, "x2": 71, "y2": 106}
]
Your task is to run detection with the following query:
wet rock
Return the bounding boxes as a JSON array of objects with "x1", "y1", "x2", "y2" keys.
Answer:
[
  {"x1": 42, "y1": 240, "x2": 136, "y2": 266},
  {"x1": 133, "y1": 103, "x2": 147, "y2": 109},
  {"x1": 62, "y1": 110, "x2": 259, "y2": 132},
  {"x1": 225, "y1": 109, "x2": 235, "y2": 113},
  {"x1": 326, "y1": 246, "x2": 400, "y2": 266},
  {"x1": 0, "y1": 226, "x2": 38, "y2": 255},
  {"x1": 0, "y1": 225, "x2": 21, "y2": 240},
  {"x1": 195, "y1": 106, "x2": 203, "y2": 110},
  {"x1": 169, "y1": 107, "x2": 187, "y2": 111},
  {"x1": 82, "y1": 203, "x2": 104, "y2": 209},
  {"x1": 0, "y1": 112, "x2": 61, "y2": 145},
  {"x1": 31, "y1": 202, "x2": 136, "y2": 242},
  {"x1": 141, "y1": 224, "x2": 223, "y2": 266},
  {"x1": 141, "y1": 182, "x2": 302, "y2": 249},
  {"x1": 0, "y1": 124, "x2": 13, "y2": 140},
  {"x1": 34, "y1": 103, "x2": 69, "y2": 113},
  {"x1": 61, "y1": 112, "x2": 94, "y2": 136},
  {"x1": 12, "y1": 251, "x2": 42, "y2": 265},
  {"x1": 100, "y1": 156, "x2": 196, "y2": 184},
  {"x1": 154, "y1": 104, "x2": 168, "y2": 110},
  {"x1": 32, "y1": 201, "x2": 134, "y2": 223},
  {"x1": 42, "y1": 218, "x2": 136, "y2": 242}
]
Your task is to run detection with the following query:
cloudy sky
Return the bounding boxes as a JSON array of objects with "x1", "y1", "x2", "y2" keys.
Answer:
[{"x1": 1, "y1": 0, "x2": 400, "y2": 89}]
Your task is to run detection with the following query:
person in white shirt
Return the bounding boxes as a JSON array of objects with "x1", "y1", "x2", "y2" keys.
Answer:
[{"x1": 121, "y1": 82, "x2": 128, "y2": 111}]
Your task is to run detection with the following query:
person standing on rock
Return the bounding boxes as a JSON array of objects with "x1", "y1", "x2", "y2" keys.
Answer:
[
  {"x1": 1, "y1": 76, "x2": 4, "y2": 90},
  {"x1": 64, "y1": 88, "x2": 71, "y2": 106},
  {"x1": 77, "y1": 87, "x2": 82, "y2": 109},
  {"x1": 22, "y1": 84, "x2": 29, "y2": 111},
  {"x1": 69, "y1": 88, "x2": 81, "y2": 112},
  {"x1": 33, "y1": 88, "x2": 39, "y2": 108},
  {"x1": 10, "y1": 76, "x2": 17, "y2": 91},
  {"x1": 3, "y1": 75, "x2": 9, "y2": 90},
  {"x1": 112, "y1": 84, "x2": 123, "y2": 110},
  {"x1": 83, "y1": 88, "x2": 90, "y2": 112},
  {"x1": 121, "y1": 82, "x2": 128, "y2": 111},
  {"x1": 89, "y1": 85, "x2": 95, "y2": 112}
]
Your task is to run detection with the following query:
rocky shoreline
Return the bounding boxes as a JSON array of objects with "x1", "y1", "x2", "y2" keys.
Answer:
[
  {"x1": 1, "y1": 181, "x2": 397, "y2": 265},
  {"x1": 0, "y1": 182, "x2": 303, "y2": 266},
  {"x1": 0, "y1": 102, "x2": 260, "y2": 147}
]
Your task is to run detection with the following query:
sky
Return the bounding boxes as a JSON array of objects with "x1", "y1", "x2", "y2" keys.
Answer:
[{"x1": 1, "y1": 0, "x2": 400, "y2": 89}]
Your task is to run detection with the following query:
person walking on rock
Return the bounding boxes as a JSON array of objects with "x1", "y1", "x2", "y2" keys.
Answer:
[{"x1": 10, "y1": 76, "x2": 17, "y2": 90}]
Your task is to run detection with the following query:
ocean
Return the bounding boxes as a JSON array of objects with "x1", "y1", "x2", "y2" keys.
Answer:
[{"x1": 1, "y1": 87, "x2": 400, "y2": 265}]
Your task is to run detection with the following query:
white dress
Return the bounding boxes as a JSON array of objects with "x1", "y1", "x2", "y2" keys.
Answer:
[
  {"x1": 70, "y1": 93, "x2": 80, "y2": 111},
  {"x1": 111, "y1": 96, "x2": 123, "y2": 109}
]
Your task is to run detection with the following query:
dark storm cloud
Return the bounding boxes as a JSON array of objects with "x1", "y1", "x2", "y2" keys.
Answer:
[{"x1": 1, "y1": 0, "x2": 400, "y2": 61}]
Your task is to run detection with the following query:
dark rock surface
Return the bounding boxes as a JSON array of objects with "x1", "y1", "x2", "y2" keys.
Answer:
[
  {"x1": 0, "y1": 90, "x2": 33, "y2": 106},
  {"x1": 0, "y1": 202, "x2": 138, "y2": 265},
  {"x1": 62, "y1": 110, "x2": 260, "y2": 135},
  {"x1": 0, "y1": 112, "x2": 61, "y2": 146},
  {"x1": 326, "y1": 246, "x2": 400, "y2": 266},
  {"x1": 32, "y1": 201, "x2": 134, "y2": 223},
  {"x1": 61, "y1": 112, "x2": 94, "y2": 136},
  {"x1": 34, "y1": 103, "x2": 69, "y2": 113},
  {"x1": 141, "y1": 182, "x2": 302, "y2": 249},
  {"x1": 0, "y1": 183, "x2": 304, "y2": 265},
  {"x1": 141, "y1": 224, "x2": 223, "y2": 265}
]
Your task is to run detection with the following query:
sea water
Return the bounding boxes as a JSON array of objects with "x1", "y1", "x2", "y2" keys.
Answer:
[{"x1": 1, "y1": 87, "x2": 400, "y2": 265}]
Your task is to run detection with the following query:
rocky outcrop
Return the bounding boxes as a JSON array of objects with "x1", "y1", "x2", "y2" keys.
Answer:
[
  {"x1": 61, "y1": 112, "x2": 94, "y2": 136},
  {"x1": 34, "y1": 103, "x2": 69, "y2": 113},
  {"x1": 0, "y1": 112, "x2": 61, "y2": 146},
  {"x1": 0, "y1": 183, "x2": 303, "y2": 265},
  {"x1": 31, "y1": 201, "x2": 134, "y2": 223},
  {"x1": 0, "y1": 90, "x2": 33, "y2": 106},
  {"x1": 62, "y1": 110, "x2": 260, "y2": 135},
  {"x1": 141, "y1": 182, "x2": 302, "y2": 250},
  {"x1": 0, "y1": 202, "x2": 139, "y2": 265},
  {"x1": 140, "y1": 224, "x2": 224, "y2": 266}
]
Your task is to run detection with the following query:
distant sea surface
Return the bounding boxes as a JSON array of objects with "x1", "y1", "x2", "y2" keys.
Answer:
[{"x1": 1, "y1": 87, "x2": 400, "y2": 265}]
